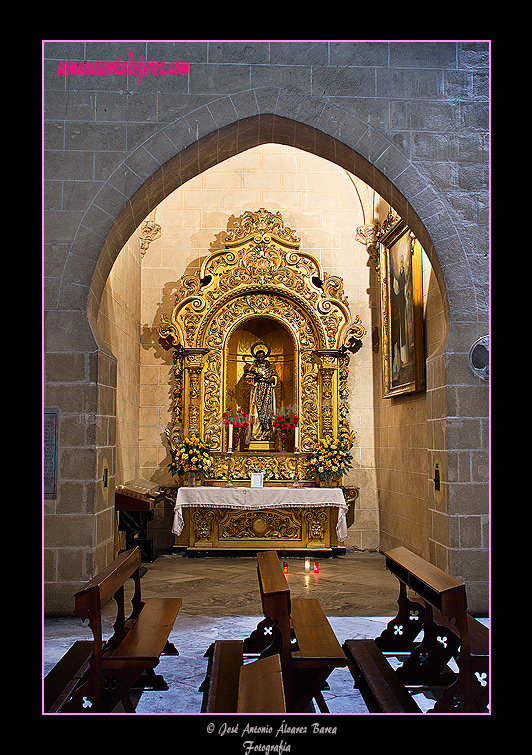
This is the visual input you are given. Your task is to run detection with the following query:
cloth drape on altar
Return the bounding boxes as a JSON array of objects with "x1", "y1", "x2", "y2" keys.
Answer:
[{"x1": 172, "y1": 486, "x2": 348, "y2": 541}]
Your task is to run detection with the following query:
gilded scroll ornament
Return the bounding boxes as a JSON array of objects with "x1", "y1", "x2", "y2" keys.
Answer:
[
  {"x1": 305, "y1": 508, "x2": 328, "y2": 544},
  {"x1": 225, "y1": 208, "x2": 300, "y2": 246},
  {"x1": 219, "y1": 509, "x2": 300, "y2": 540},
  {"x1": 192, "y1": 509, "x2": 216, "y2": 545}
]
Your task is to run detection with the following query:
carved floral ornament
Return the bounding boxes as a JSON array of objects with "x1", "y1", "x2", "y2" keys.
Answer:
[
  {"x1": 355, "y1": 208, "x2": 404, "y2": 278},
  {"x1": 138, "y1": 210, "x2": 161, "y2": 257},
  {"x1": 157, "y1": 209, "x2": 367, "y2": 466}
]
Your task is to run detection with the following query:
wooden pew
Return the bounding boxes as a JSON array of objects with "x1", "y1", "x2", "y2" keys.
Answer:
[
  {"x1": 202, "y1": 641, "x2": 286, "y2": 713},
  {"x1": 343, "y1": 547, "x2": 489, "y2": 713},
  {"x1": 243, "y1": 550, "x2": 347, "y2": 712},
  {"x1": 44, "y1": 547, "x2": 182, "y2": 713},
  {"x1": 343, "y1": 638, "x2": 421, "y2": 713},
  {"x1": 238, "y1": 653, "x2": 286, "y2": 713},
  {"x1": 44, "y1": 641, "x2": 94, "y2": 713}
]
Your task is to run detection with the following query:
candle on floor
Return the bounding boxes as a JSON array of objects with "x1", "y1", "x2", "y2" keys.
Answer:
[
  {"x1": 304, "y1": 557, "x2": 310, "y2": 571},
  {"x1": 283, "y1": 562, "x2": 289, "y2": 573},
  {"x1": 314, "y1": 561, "x2": 319, "y2": 573}
]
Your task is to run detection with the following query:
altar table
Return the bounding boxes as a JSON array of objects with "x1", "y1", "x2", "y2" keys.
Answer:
[{"x1": 171, "y1": 486, "x2": 348, "y2": 553}]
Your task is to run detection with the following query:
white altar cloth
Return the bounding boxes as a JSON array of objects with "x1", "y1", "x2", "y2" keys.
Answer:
[{"x1": 172, "y1": 486, "x2": 348, "y2": 541}]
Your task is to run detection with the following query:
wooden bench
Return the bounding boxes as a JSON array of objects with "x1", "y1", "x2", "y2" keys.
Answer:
[
  {"x1": 242, "y1": 550, "x2": 346, "y2": 712},
  {"x1": 44, "y1": 641, "x2": 94, "y2": 713},
  {"x1": 201, "y1": 640, "x2": 286, "y2": 713},
  {"x1": 343, "y1": 547, "x2": 489, "y2": 713},
  {"x1": 44, "y1": 547, "x2": 182, "y2": 713},
  {"x1": 343, "y1": 639, "x2": 421, "y2": 713}
]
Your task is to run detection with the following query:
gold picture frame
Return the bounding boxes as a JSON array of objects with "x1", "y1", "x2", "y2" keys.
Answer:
[{"x1": 380, "y1": 225, "x2": 425, "y2": 398}]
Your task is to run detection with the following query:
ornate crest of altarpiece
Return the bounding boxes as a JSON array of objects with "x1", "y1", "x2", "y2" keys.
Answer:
[{"x1": 157, "y1": 209, "x2": 365, "y2": 553}]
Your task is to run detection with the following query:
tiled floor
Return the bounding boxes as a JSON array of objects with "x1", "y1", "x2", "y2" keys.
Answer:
[{"x1": 43, "y1": 551, "x2": 489, "y2": 716}]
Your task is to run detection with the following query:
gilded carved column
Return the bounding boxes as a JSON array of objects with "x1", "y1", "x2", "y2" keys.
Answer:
[
  {"x1": 183, "y1": 348, "x2": 208, "y2": 436},
  {"x1": 315, "y1": 349, "x2": 341, "y2": 438}
]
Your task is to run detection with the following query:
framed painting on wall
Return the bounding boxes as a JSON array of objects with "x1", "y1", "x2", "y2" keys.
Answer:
[{"x1": 379, "y1": 226, "x2": 425, "y2": 398}]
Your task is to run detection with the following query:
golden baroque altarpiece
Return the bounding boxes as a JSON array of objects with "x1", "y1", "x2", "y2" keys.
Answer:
[{"x1": 157, "y1": 209, "x2": 365, "y2": 552}]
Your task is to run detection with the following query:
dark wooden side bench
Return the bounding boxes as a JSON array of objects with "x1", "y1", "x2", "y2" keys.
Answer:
[
  {"x1": 44, "y1": 641, "x2": 94, "y2": 713},
  {"x1": 243, "y1": 550, "x2": 346, "y2": 713},
  {"x1": 343, "y1": 547, "x2": 489, "y2": 714},
  {"x1": 44, "y1": 547, "x2": 182, "y2": 713},
  {"x1": 202, "y1": 640, "x2": 286, "y2": 713},
  {"x1": 343, "y1": 639, "x2": 421, "y2": 713}
]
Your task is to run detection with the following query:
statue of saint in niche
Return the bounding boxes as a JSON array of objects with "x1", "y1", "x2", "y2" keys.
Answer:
[{"x1": 244, "y1": 343, "x2": 278, "y2": 445}]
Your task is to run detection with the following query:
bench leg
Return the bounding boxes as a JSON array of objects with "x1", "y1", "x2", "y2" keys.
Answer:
[
  {"x1": 133, "y1": 667, "x2": 169, "y2": 691},
  {"x1": 243, "y1": 616, "x2": 277, "y2": 654},
  {"x1": 162, "y1": 640, "x2": 179, "y2": 656},
  {"x1": 292, "y1": 667, "x2": 333, "y2": 713},
  {"x1": 395, "y1": 605, "x2": 461, "y2": 686},
  {"x1": 375, "y1": 583, "x2": 424, "y2": 653},
  {"x1": 243, "y1": 617, "x2": 284, "y2": 661},
  {"x1": 120, "y1": 693, "x2": 136, "y2": 713},
  {"x1": 84, "y1": 670, "x2": 144, "y2": 713},
  {"x1": 431, "y1": 656, "x2": 489, "y2": 713},
  {"x1": 313, "y1": 690, "x2": 330, "y2": 713}
]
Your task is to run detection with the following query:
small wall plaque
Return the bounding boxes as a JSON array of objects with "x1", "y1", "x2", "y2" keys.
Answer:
[{"x1": 44, "y1": 409, "x2": 59, "y2": 498}]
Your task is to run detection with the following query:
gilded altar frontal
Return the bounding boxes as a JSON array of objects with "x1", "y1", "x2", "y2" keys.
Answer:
[{"x1": 157, "y1": 208, "x2": 366, "y2": 484}]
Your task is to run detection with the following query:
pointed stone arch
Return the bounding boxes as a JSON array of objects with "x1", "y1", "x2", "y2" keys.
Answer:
[
  {"x1": 81, "y1": 109, "x2": 471, "y2": 334},
  {"x1": 46, "y1": 101, "x2": 487, "y2": 613}
]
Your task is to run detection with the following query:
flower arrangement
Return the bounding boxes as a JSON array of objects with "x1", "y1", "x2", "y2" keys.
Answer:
[
  {"x1": 169, "y1": 435, "x2": 214, "y2": 477},
  {"x1": 222, "y1": 406, "x2": 249, "y2": 432},
  {"x1": 273, "y1": 407, "x2": 299, "y2": 449},
  {"x1": 223, "y1": 406, "x2": 249, "y2": 449},
  {"x1": 273, "y1": 408, "x2": 299, "y2": 434},
  {"x1": 306, "y1": 434, "x2": 354, "y2": 482}
]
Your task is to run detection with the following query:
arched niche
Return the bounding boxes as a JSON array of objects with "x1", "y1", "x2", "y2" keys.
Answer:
[{"x1": 225, "y1": 315, "x2": 297, "y2": 452}]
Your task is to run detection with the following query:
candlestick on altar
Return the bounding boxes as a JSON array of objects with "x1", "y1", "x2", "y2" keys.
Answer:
[
  {"x1": 292, "y1": 446, "x2": 300, "y2": 488},
  {"x1": 226, "y1": 448, "x2": 234, "y2": 487}
]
